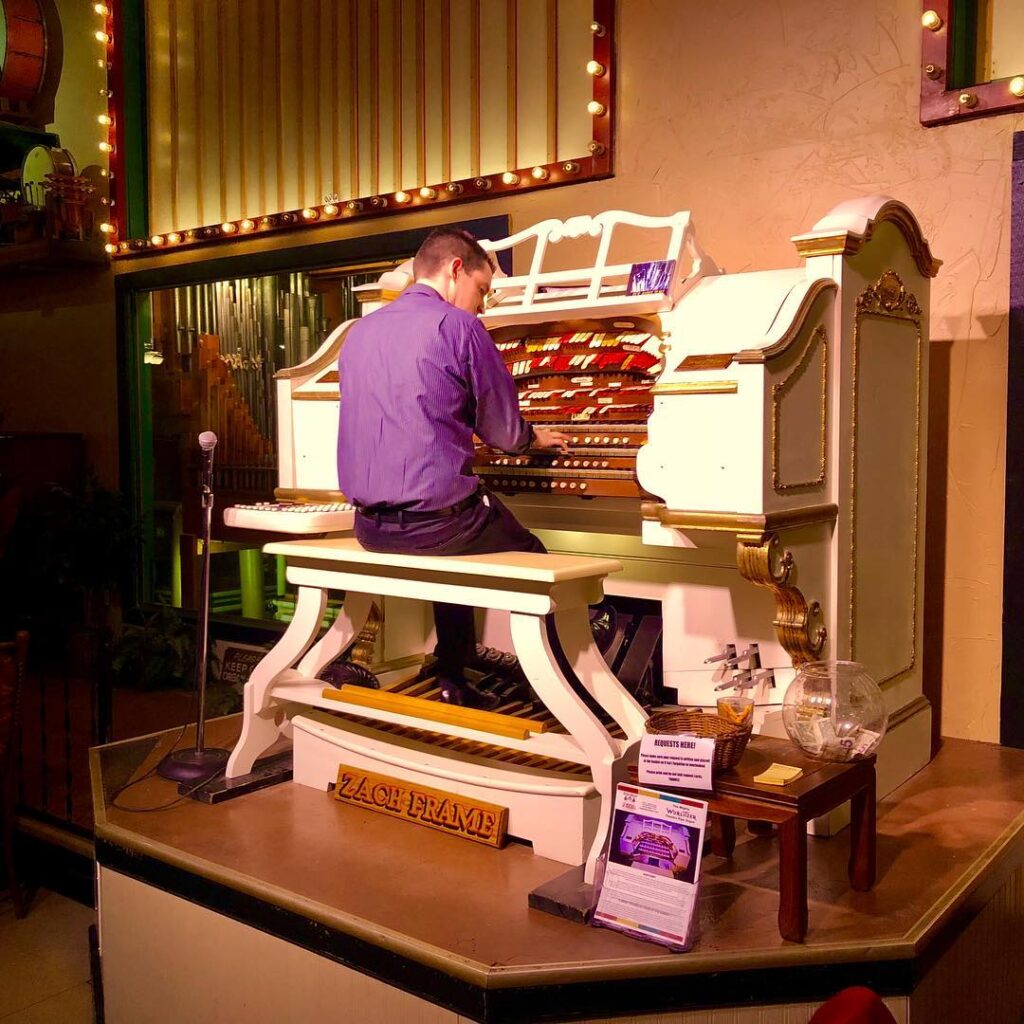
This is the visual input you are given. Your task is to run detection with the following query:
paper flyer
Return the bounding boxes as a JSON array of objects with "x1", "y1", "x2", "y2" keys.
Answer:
[{"x1": 593, "y1": 783, "x2": 708, "y2": 951}]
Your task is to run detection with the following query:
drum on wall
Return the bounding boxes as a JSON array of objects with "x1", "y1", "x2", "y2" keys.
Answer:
[
  {"x1": 0, "y1": 0, "x2": 61, "y2": 127},
  {"x1": 21, "y1": 144, "x2": 74, "y2": 207}
]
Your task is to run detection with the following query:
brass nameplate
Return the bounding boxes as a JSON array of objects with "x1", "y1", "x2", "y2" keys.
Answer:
[
  {"x1": 332, "y1": 764, "x2": 508, "y2": 848},
  {"x1": 675, "y1": 353, "x2": 735, "y2": 371}
]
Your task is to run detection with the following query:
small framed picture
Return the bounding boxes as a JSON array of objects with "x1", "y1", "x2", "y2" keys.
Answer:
[{"x1": 627, "y1": 259, "x2": 676, "y2": 296}]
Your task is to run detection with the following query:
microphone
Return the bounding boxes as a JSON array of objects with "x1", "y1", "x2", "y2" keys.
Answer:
[
  {"x1": 198, "y1": 431, "x2": 217, "y2": 493},
  {"x1": 158, "y1": 427, "x2": 230, "y2": 781}
]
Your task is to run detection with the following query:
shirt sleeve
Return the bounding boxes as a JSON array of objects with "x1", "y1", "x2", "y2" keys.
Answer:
[{"x1": 464, "y1": 318, "x2": 533, "y2": 454}]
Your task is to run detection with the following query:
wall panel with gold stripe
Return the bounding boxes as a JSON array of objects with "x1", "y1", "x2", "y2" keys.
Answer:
[{"x1": 143, "y1": 0, "x2": 606, "y2": 240}]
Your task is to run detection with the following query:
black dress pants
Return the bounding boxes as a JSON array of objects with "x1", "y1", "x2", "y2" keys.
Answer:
[{"x1": 354, "y1": 489, "x2": 545, "y2": 681}]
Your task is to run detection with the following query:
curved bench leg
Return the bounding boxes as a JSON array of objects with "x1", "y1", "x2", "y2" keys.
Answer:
[
  {"x1": 296, "y1": 591, "x2": 375, "y2": 678},
  {"x1": 226, "y1": 585, "x2": 328, "y2": 778},
  {"x1": 551, "y1": 609, "x2": 648, "y2": 742},
  {"x1": 509, "y1": 609, "x2": 620, "y2": 885}
]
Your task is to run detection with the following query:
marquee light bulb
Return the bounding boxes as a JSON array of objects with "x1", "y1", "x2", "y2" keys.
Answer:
[
  {"x1": 1010, "y1": 76, "x2": 1024, "y2": 98},
  {"x1": 221, "y1": 221, "x2": 238, "y2": 234},
  {"x1": 394, "y1": 191, "x2": 411, "y2": 204},
  {"x1": 97, "y1": 114, "x2": 113, "y2": 126},
  {"x1": 347, "y1": 200, "x2": 364, "y2": 212},
  {"x1": 150, "y1": 235, "x2": 165, "y2": 245},
  {"x1": 921, "y1": 10, "x2": 943, "y2": 31},
  {"x1": 587, "y1": 100, "x2": 606, "y2": 116},
  {"x1": 419, "y1": 186, "x2": 437, "y2": 199},
  {"x1": 104, "y1": 243, "x2": 117, "y2": 254},
  {"x1": 589, "y1": 21, "x2": 605, "y2": 36},
  {"x1": 94, "y1": 3, "x2": 110, "y2": 14},
  {"x1": 323, "y1": 203, "x2": 339, "y2": 216},
  {"x1": 501, "y1": 171, "x2": 520, "y2": 185},
  {"x1": 301, "y1": 208, "x2": 318, "y2": 220},
  {"x1": 99, "y1": 141, "x2": 113, "y2": 153},
  {"x1": 562, "y1": 161, "x2": 580, "y2": 174},
  {"x1": 166, "y1": 232, "x2": 181, "y2": 244},
  {"x1": 445, "y1": 182, "x2": 464, "y2": 195},
  {"x1": 239, "y1": 219, "x2": 255, "y2": 231},
  {"x1": 99, "y1": 222, "x2": 114, "y2": 234},
  {"x1": 586, "y1": 60, "x2": 605, "y2": 76},
  {"x1": 531, "y1": 166, "x2": 549, "y2": 180},
  {"x1": 95, "y1": 30, "x2": 110, "y2": 43}
]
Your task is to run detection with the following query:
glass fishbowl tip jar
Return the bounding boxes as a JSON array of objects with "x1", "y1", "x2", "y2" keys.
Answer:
[{"x1": 781, "y1": 660, "x2": 888, "y2": 762}]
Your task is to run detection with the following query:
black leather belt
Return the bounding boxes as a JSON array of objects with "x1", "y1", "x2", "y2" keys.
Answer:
[{"x1": 356, "y1": 490, "x2": 482, "y2": 523}]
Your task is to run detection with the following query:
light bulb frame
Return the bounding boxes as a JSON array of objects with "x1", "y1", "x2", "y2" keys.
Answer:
[
  {"x1": 920, "y1": 0, "x2": 1024, "y2": 125},
  {"x1": 110, "y1": 0, "x2": 615, "y2": 258}
]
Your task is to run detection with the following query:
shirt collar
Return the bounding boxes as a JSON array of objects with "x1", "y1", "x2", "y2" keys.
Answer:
[{"x1": 403, "y1": 282, "x2": 445, "y2": 302}]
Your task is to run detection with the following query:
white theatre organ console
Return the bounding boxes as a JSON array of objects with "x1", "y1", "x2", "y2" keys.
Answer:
[{"x1": 226, "y1": 196, "x2": 939, "y2": 856}]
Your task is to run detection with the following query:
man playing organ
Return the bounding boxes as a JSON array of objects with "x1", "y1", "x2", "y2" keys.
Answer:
[{"x1": 337, "y1": 226, "x2": 568, "y2": 710}]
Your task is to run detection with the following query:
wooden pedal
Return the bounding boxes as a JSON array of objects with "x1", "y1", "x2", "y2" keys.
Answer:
[{"x1": 322, "y1": 683, "x2": 553, "y2": 741}]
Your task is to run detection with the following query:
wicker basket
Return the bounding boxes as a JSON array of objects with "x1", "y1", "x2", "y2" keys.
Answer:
[{"x1": 644, "y1": 709, "x2": 751, "y2": 772}]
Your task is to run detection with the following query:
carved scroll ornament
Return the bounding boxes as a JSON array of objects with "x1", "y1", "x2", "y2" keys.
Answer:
[{"x1": 736, "y1": 533, "x2": 827, "y2": 666}]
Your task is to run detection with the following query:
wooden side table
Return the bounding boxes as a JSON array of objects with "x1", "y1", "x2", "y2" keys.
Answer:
[
  {"x1": 711, "y1": 737, "x2": 876, "y2": 942},
  {"x1": 635, "y1": 736, "x2": 876, "y2": 942}
]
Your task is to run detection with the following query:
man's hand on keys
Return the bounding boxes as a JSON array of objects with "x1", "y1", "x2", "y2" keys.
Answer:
[{"x1": 532, "y1": 427, "x2": 570, "y2": 453}]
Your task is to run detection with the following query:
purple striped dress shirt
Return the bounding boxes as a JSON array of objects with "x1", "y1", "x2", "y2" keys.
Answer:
[{"x1": 337, "y1": 283, "x2": 532, "y2": 512}]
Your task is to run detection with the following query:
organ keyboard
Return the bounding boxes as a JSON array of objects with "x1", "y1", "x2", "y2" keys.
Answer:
[
  {"x1": 476, "y1": 320, "x2": 661, "y2": 498},
  {"x1": 223, "y1": 500, "x2": 354, "y2": 534}
]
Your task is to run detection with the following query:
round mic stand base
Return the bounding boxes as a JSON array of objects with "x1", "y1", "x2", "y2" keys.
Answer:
[{"x1": 157, "y1": 746, "x2": 231, "y2": 783}]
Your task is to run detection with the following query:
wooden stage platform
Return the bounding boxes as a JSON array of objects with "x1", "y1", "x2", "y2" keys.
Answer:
[{"x1": 90, "y1": 717, "x2": 1024, "y2": 1023}]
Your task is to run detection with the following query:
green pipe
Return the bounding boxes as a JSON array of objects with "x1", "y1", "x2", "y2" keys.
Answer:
[{"x1": 238, "y1": 548, "x2": 264, "y2": 619}]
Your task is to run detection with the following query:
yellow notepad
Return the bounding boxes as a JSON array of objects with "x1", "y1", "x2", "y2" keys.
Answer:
[{"x1": 753, "y1": 763, "x2": 804, "y2": 786}]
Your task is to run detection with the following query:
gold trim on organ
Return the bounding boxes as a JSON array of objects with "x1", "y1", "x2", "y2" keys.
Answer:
[
  {"x1": 737, "y1": 534, "x2": 827, "y2": 665},
  {"x1": 650, "y1": 380, "x2": 738, "y2": 396},
  {"x1": 640, "y1": 502, "x2": 838, "y2": 543},
  {"x1": 848, "y1": 269, "x2": 923, "y2": 685},
  {"x1": 791, "y1": 200, "x2": 942, "y2": 279},
  {"x1": 771, "y1": 325, "x2": 828, "y2": 493}
]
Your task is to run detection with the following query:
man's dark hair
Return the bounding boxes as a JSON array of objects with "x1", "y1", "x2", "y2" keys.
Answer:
[{"x1": 413, "y1": 226, "x2": 493, "y2": 279}]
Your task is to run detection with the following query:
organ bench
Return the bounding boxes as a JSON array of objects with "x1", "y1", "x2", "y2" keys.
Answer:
[{"x1": 226, "y1": 537, "x2": 647, "y2": 884}]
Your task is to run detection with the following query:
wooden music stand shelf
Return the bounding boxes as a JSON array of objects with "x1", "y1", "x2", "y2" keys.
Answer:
[{"x1": 635, "y1": 734, "x2": 876, "y2": 943}]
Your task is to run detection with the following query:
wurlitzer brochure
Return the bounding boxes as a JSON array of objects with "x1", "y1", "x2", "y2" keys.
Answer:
[{"x1": 592, "y1": 783, "x2": 708, "y2": 951}]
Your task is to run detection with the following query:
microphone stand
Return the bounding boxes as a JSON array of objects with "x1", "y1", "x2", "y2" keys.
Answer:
[{"x1": 158, "y1": 440, "x2": 231, "y2": 783}]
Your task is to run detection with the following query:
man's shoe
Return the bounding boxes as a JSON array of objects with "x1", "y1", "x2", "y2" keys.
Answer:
[{"x1": 437, "y1": 678, "x2": 501, "y2": 711}]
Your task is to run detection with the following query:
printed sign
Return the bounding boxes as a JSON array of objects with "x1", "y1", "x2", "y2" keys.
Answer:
[
  {"x1": 333, "y1": 764, "x2": 508, "y2": 848},
  {"x1": 627, "y1": 259, "x2": 676, "y2": 295},
  {"x1": 213, "y1": 641, "x2": 269, "y2": 686},
  {"x1": 594, "y1": 783, "x2": 708, "y2": 950},
  {"x1": 637, "y1": 732, "x2": 715, "y2": 791}
]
